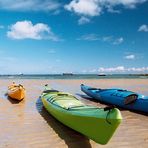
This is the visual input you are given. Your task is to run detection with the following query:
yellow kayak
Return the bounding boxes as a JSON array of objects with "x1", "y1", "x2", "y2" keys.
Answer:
[{"x1": 8, "y1": 82, "x2": 25, "y2": 100}]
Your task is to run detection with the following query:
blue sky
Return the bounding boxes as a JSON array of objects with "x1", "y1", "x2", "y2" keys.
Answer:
[{"x1": 0, "y1": 0, "x2": 148, "y2": 74}]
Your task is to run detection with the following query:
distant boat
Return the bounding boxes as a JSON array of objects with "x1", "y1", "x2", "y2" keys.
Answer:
[
  {"x1": 97, "y1": 74, "x2": 106, "y2": 76},
  {"x1": 132, "y1": 74, "x2": 148, "y2": 76},
  {"x1": 62, "y1": 73, "x2": 74, "y2": 76},
  {"x1": 18, "y1": 73, "x2": 24, "y2": 76},
  {"x1": 142, "y1": 74, "x2": 148, "y2": 76}
]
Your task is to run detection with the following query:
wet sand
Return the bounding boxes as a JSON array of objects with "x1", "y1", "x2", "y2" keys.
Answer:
[{"x1": 0, "y1": 79, "x2": 148, "y2": 148}]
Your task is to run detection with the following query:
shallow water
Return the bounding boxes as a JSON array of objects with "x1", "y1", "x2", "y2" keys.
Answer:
[
  {"x1": 0, "y1": 74, "x2": 148, "y2": 80},
  {"x1": 0, "y1": 79, "x2": 148, "y2": 148}
]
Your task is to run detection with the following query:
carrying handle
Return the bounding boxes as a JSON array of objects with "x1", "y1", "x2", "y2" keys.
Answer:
[
  {"x1": 104, "y1": 105, "x2": 116, "y2": 125},
  {"x1": 104, "y1": 105, "x2": 116, "y2": 111}
]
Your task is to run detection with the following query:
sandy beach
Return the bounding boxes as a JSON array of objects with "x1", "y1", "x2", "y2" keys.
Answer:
[{"x1": 0, "y1": 79, "x2": 148, "y2": 148}]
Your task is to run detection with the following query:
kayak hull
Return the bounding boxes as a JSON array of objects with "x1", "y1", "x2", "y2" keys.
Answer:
[
  {"x1": 41, "y1": 86, "x2": 122, "y2": 144},
  {"x1": 81, "y1": 84, "x2": 148, "y2": 113},
  {"x1": 8, "y1": 84, "x2": 25, "y2": 100}
]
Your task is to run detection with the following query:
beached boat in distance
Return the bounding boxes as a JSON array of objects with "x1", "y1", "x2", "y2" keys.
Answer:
[
  {"x1": 8, "y1": 82, "x2": 25, "y2": 100},
  {"x1": 129, "y1": 74, "x2": 148, "y2": 76},
  {"x1": 62, "y1": 73, "x2": 74, "y2": 76},
  {"x1": 97, "y1": 74, "x2": 106, "y2": 76},
  {"x1": 81, "y1": 84, "x2": 148, "y2": 113},
  {"x1": 41, "y1": 85, "x2": 122, "y2": 144}
]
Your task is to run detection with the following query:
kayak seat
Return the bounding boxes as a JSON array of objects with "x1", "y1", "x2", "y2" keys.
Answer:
[
  {"x1": 117, "y1": 89, "x2": 127, "y2": 92},
  {"x1": 88, "y1": 88, "x2": 101, "y2": 91},
  {"x1": 53, "y1": 99, "x2": 84, "y2": 110},
  {"x1": 43, "y1": 90, "x2": 59, "y2": 93},
  {"x1": 47, "y1": 94, "x2": 78, "y2": 103},
  {"x1": 51, "y1": 97, "x2": 76, "y2": 103},
  {"x1": 46, "y1": 93, "x2": 85, "y2": 109},
  {"x1": 124, "y1": 94, "x2": 138, "y2": 105},
  {"x1": 9, "y1": 87, "x2": 20, "y2": 91}
]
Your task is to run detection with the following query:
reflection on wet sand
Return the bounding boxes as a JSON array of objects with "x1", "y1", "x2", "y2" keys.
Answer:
[
  {"x1": 36, "y1": 97, "x2": 92, "y2": 148},
  {"x1": 7, "y1": 96, "x2": 25, "y2": 104},
  {"x1": 0, "y1": 79, "x2": 148, "y2": 148}
]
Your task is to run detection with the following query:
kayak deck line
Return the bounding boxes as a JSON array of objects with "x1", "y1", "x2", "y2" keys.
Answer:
[
  {"x1": 81, "y1": 84, "x2": 148, "y2": 113},
  {"x1": 8, "y1": 82, "x2": 26, "y2": 100},
  {"x1": 41, "y1": 85, "x2": 122, "y2": 144}
]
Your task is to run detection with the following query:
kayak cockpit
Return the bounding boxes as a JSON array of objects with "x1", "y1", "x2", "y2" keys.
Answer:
[
  {"x1": 52, "y1": 99, "x2": 84, "y2": 110},
  {"x1": 124, "y1": 94, "x2": 138, "y2": 105},
  {"x1": 45, "y1": 92, "x2": 85, "y2": 110}
]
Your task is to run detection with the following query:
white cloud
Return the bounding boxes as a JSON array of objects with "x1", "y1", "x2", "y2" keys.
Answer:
[
  {"x1": 65, "y1": 0, "x2": 147, "y2": 18},
  {"x1": 107, "y1": 5, "x2": 121, "y2": 13},
  {"x1": 78, "y1": 16, "x2": 91, "y2": 25},
  {"x1": 138, "y1": 24, "x2": 148, "y2": 32},
  {"x1": 126, "y1": 67, "x2": 148, "y2": 72},
  {"x1": 7, "y1": 20, "x2": 59, "y2": 41},
  {"x1": 89, "y1": 69, "x2": 97, "y2": 73},
  {"x1": 65, "y1": 0, "x2": 102, "y2": 16},
  {"x1": 77, "y1": 34, "x2": 100, "y2": 41},
  {"x1": 78, "y1": 34, "x2": 124, "y2": 45},
  {"x1": 102, "y1": 36, "x2": 113, "y2": 42},
  {"x1": 124, "y1": 54, "x2": 135, "y2": 60},
  {"x1": 103, "y1": 0, "x2": 147, "y2": 9},
  {"x1": 0, "y1": 0, "x2": 61, "y2": 12},
  {"x1": 113, "y1": 37, "x2": 124, "y2": 45},
  {"x1": 98, "y1": 66, "x2": 125, "y2": 72},
  {"x1": 97, "y1": 66, "x2": 148, "y2": 73}
]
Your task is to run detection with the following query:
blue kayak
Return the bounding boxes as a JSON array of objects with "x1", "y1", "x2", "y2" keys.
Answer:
[{"x1": 81, "y1": 84, "x2": 148, "y2": 113}]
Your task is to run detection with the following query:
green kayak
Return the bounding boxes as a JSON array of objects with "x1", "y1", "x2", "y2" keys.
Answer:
[{"x1": 41, "y1": 85, "x2": 122, "y2": 145}]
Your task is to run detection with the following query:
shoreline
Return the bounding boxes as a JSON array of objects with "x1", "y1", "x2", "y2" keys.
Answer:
[
  {"x1": 0, "y1": 73, "x2": 148, "y2": 80},
  {"x1": 0, "y1": 79, "x2": 148, "y2": 148}
]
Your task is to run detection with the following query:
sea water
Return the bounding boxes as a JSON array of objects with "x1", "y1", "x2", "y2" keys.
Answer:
[{"x1": 0, "y1": 74, "x2": 147, "y2": 79}]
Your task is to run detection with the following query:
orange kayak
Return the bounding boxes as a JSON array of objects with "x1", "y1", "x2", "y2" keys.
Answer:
[{"x1": 8, "y1": 83, "x2": 25, "y2": 100}]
